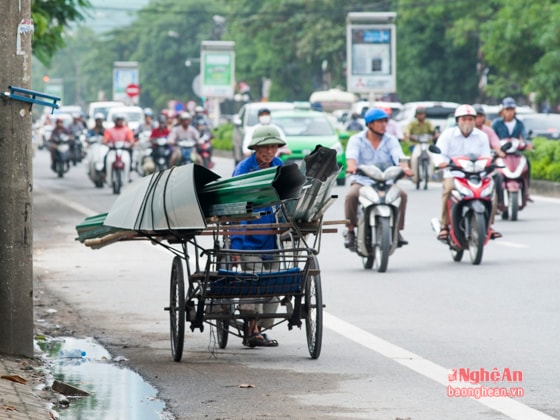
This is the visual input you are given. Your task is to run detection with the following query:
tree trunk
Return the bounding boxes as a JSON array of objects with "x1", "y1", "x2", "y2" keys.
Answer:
[{"x1": 0, "y1": 0, "x2": 34, "y2": 357}]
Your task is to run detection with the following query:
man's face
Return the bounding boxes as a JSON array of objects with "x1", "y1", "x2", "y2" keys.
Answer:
[
  {"x1": 416, "y1": 112, "x2": 426, "y2": 122},
  {"x1": 254, "y1": 144, "x2": 279, "y2": 165},
  {"x1": 115, "y1": 118, "x2": 124, "y2": 126},
  {"x1": 369, "y1": 118, "x2": 388, "y2": 135},
  {"x1": 503, "y1": 107, "x2": 515, "y2": 122},
  {"x1": 475, "y1": 114, "x2": 485, "y2": 128},
  {"x1": 181, "y1": 118, "x2": 190, "y2": 127},
  {"x1": 457, "y1": 115, "x2": 475, "y2": 136}
]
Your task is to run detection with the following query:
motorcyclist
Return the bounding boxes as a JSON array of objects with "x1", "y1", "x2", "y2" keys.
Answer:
[
  {"x1": 150, "y1": 114, "x2": 170, "y2": 140},
  {"x1": 405, "y1": 107, "x2": 438, "y2": 183},
  {"x1": 103, "y1": 114, "x2": 135, "y2": 180},
  {"x1": 433, "y1": 104, "x2": 501, "y2": 240},
  {"x1": 345, "y1": 112, "x2": 364, "y2": 131},
  {"x1": 135, "y1": 108, "x2": 157, "y2": 138},
  {"x1": 344, "y1": 108, "x2": 413, "y2": 250},
  {"x1": 192, "y1": 105, "x2": 212, "y2": 129},
  {"x1": 87, "y1": 113, "x2": 106, "y2": 138},
  {"x1": 491, "y1": 97, "x2": 532, "y2": 204},
  {"x1": 69, "y1": 112, "x2": 87, "y2": 135},
  {"x1": 49, "y1": 117, "x2": 73, "y2": 171},
  {"x1": 167, "y1": 112, "x2": 200, "y2": 166}
]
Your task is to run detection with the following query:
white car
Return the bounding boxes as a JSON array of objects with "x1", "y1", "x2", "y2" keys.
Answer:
[
  {"x1": 231, "y1": 101, "x2": 295, "y2": 164},
  {"x1": 87, "y1": 101, "x2": 125, "y2": 129},
  {"x1": 105, "y1": 106, "x2": 145, "y2": 131}
]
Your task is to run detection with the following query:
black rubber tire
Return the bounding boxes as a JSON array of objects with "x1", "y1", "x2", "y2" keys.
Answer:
[
  {"x1": 468, "y1": 212, "x2": 486, "y2": 265},
  {"x1": 510, "y1": 191, "x2": 519, "y2": 221},
  {"x1": 450, "y1": 247, "x2": 464, "y2": 262},
  {"x1": 169, "y1": 256, "x2": 185, "y2": 362},
  {"x1": 112, "y1": 168, "x2": 122, "y2": 195},
  {"x1": 305, "y1": 256, "x2": 323, "y2": 359},
  {"x1": 422, "y1": 159, "x2": 429, "y2": 190},
  {"x1": 56, "y1": 161, "x2": 64, "y2": 178},
  {"x1": 336, "y1": 177, "x2": 346, "y2": 186},
  {"x1": 375, "y1": 218, "x2": 391, "y2": 273}
]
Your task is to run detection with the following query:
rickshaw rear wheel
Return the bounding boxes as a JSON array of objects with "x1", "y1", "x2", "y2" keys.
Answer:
[
  {"x1": 305, "y1": 256, "x2": 323, "y2": 359},
  {"x1": 170, "y1": 256, "x2": 185, "y2": 362}
]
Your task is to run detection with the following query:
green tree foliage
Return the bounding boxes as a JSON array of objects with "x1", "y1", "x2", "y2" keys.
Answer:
[{"x1": 31, "y1": 0, "x2": 92, "y2": 65}]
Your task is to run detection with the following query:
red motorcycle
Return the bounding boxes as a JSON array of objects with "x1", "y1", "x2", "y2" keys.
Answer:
[{"x1": 430, "y1": 144, "x2": 508, "y2": 265}]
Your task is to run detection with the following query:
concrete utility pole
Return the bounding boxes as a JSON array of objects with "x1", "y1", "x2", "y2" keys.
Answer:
[{"x1": 0, "y1": 0, "x2": 34, "y2": 357}]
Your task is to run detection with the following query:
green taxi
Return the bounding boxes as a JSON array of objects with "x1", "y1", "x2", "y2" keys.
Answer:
[{"x1": 272, "y1": 105, "x2": 347, "y2": 185}]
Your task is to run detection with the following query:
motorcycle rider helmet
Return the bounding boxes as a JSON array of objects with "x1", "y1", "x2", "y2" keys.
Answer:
[
  {"x1": 144, "y1": 108, "x2": 153, "y2": 117},
  {"x1": 248, "y1": 125, "x2": 286, "y2": 150},
  {"x1": 473, "y1": 105, "x2": 485, "y2": 116},
  {"x1": 179, "y1": 111, "x2": 191, "y2": 120},
  {"x1": 502, "y1": 97, "x2": 516, "y2": 109},
  {"x1": 454, "y1": 104, "x2": 477, "y2": 120},
  {"x1": 257, "y1": 107, "x2": 271, "y2": 116},
  {"x1": 94, "y1": 112, "x2": 105, "y2": 121},
  {"x1": 415, "y1": 107, "x2": 427, "y2": 115},
  {"x1": 195, "y1": 106, "x2": 204, "y2": 113},
  {"x1": 113, "y1": 113, "x2": 126, "y2": 123},
  {"x1": 364, "y1": 108, "x2": 389, "y2": 124}
]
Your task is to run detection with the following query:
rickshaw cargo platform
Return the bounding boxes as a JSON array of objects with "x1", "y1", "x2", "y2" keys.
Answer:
[{"x1": 75, "y1": 145, "x2": 344, "y2": 361}]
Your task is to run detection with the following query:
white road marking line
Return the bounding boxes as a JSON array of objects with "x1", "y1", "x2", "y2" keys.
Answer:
[
  {"x1": 324, "y1": 312, "x2": 555, "y2": 420},
  {"x1": 495, "y1": 241, "x2": 529, "y2": 249}
]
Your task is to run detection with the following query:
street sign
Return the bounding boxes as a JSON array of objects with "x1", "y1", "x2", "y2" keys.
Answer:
[
  {"x1": 125, "y1": 83, "x2": 141, "y2": 98},
  {"x1": 113, "y1": 61, "x2": 139, "y2": 104},
  {"x1": 201, "y1": 41, "x2": 235, "y2": 98}
]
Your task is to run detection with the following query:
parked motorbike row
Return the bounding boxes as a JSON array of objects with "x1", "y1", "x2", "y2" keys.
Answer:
[{"x1": 348, "y1": 139, "x2": 529, "y2": 271}]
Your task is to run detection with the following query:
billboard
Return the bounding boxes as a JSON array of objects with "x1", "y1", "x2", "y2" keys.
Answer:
[
  {"x1": 113, "y1": 61, "x2": 139, "y2": 104},
  {"x1": 346, "y1": 13, "x2": 396, "y2": 95},
  {"x1": 201, "y1": 41, "x2": 235, "y2": 98}
]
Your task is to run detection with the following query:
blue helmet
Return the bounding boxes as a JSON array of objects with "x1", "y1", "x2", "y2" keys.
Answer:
[
  {"x1": 364, "y1": 108, "x2": 389, "y2": 124},
  {"x1": 502, "y1": 97, "x2": 516, "y2": 108}
]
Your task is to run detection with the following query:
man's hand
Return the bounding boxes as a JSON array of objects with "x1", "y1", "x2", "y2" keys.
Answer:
[
  {"x1": 403, "y1": 167, "x2": 414, "y2": 177},
  {"x1": 346, "y1": 159, "x2": 357, "y2": 175},
  {"x1": 438, "y1": 162, "x2": 448, "y2": 169}
]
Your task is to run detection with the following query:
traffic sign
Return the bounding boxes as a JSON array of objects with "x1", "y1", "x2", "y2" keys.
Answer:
[{"x1": 125, "y1": 83, "x2": 141, "y2": 98}]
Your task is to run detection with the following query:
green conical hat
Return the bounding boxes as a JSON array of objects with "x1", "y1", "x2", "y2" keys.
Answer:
[{"x1": 248, "y1": 125, "x2": 286, "y2": 150}]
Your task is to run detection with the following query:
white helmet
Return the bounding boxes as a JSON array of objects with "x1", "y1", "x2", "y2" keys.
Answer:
[
  {"x1": 94, "y1": 112, "x2": 105, "y2": 120},
  {"x1": 195, "y1": 106, "x2": 204, "y2": 113},
  {"x1": 454, "y1": 104, "x2": 477, "y2": 120},
  {"x1": 179, "y1": 111, "x2": 192, "y2": 120}
]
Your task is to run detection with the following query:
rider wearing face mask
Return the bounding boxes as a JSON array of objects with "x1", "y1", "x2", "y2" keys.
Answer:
[
  {"x1": 242, "y1": 108, "x2": 287, "y2": 157},
  {"x1": 432, "y1": 104, "x2": 501, "y2": 240}
]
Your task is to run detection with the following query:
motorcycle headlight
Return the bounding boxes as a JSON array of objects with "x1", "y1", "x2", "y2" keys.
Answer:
[
  {"x1": 385, "y1": 186, "x2": 401, "y2": 204},
  {"x1": 359, "y1": 186, "x2": 380, "y2": 204}
]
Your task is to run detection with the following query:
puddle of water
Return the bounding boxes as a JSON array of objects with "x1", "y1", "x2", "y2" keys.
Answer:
[{"x1": 36, "y1": 336, "x2": 174, "y2": 420}]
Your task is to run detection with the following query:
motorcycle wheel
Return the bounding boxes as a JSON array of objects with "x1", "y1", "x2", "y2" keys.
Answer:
[
  {"x1": 510, "y1": 191, "x2": 519, "y2": 221},
  {"x1": 468, "y1": 212, "x2": 486, "y2": 265},
  {"x1": 421, "y1": 159, "x2": 429, "y2": 190},
  {"x1": 216, "y1": 309, "x2": 230, "y2": 349},
  {"x1": 94, "y1": 178, "x2": 104, "y2": 188},
  {"x1": 56, "y1": 161, "x2": 64, "y2": 178},
  {"x1": 362, "y1": 255, "x2": 374, "y2": 269},
  {"x1": 374, "y1": 218, "x2": 391, "y2": 273},
  {"x1": 450, "y1": 246, "x2": 464, "y2": 262},
  {"x1": 112, "y1": 168, "x2": 122, "y2": 194}
]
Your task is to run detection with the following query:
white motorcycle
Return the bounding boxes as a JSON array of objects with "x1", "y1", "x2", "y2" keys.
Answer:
[
  {"x1": 132, "y1": 131, "x2": 153, "y2": 177},
  {"x1": 85, "y1": 134, "x2": 108, "y2": 188},
  {"x1": 105, "y1": 141, "x2": 131, "y2": 194},
  {"x1": 354, "y1": 163, "x2": 405, "y2": 273}
]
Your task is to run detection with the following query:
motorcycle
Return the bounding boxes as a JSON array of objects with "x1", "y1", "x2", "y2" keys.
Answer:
[
  {"x1": 195, "y1": 124, "x2": 214, "y2": 169},
  {"x1": 85, "y1": 134, "x2": 109, "y2": 188},
  {"x1": 51, "y1": 133, "x2": 72, "y2": 178},
  {"x1": 495, "y1": 138, "x2": 529, "y2": 221},
  {"x1": 132, "y1": 131, "x2": 153, "y2": 177},
  {"x1": 151, "y1": 136, "x2": 171, "y2": 173},
  {"x1": 414, "y1": 133, "x2": 433, "y2": 190},
  {"x1": 105, "y1": 141, "x2": 131, "y2": 194},
  {"x1": 429, "y1": 144, "x2": 508, "y2": 265},
  {"x1": 70, "y1": 128, "x2": 87, "y2": 165},
  {"x1": 353, "y1": 163, "x2": 405, "y2": 273},
  {"x1": 176, "y1": 137, "x2": 197, "y2": 166}
]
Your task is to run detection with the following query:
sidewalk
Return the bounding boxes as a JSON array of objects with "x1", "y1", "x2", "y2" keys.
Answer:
[{"x1": 0, "y1": 354, "x2": 56, "y2": 419}]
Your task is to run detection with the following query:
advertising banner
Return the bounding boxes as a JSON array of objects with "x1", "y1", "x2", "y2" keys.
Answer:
[
  {"x1": 201, "y1": 41, "x2": 235, "y2": 98},
  {"x1": 346, "y1": 13, "x2": 396, "y2": 95}
]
